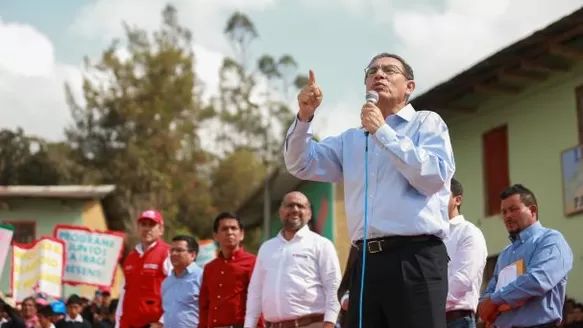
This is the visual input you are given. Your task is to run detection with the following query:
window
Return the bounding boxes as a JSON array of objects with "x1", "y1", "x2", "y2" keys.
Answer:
[
  {"x1": 576, "y1": 85, "x2": 583, "y2": 144},
  {"x1": 482, "y1": 125, "x2": 510, "y2": 216},
  {"x1": 1, "y1": 221, "x2": 36, "y2": 244}
]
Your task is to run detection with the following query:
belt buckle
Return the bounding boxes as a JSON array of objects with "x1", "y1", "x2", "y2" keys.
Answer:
[{"x1": 367, "y1": 240, "x2": 383, "y2": 253}]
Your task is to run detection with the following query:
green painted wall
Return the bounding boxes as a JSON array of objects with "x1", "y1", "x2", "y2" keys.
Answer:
[
  {"x1": 269, "y1": 181, "x2": 335, "y2": 241},
  {"x1": 0, "y1": 198, "x2": 86, "y2": 298},
  {"x1": 447, "y1": 62, "x2": 583, "y2": 301}
]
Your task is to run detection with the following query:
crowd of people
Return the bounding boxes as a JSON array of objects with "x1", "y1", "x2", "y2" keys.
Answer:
[
  {"x1": 1, "y1": 51, "x2": 581, "y2": 328},
  {"x1": 1, "y1": 288, "x2": 582, "y2": 327},
  {"x1": 0, "y1": 289, "x2": 117, "y2": 328}
]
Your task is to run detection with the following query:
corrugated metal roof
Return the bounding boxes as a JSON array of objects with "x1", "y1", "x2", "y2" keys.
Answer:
[{"x1": 0, "y1": 185, "x2": 116, "y2": 199}]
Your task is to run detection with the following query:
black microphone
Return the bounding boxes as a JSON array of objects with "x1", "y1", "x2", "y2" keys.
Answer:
[{"x1": 363, "y1": 91, "x2": 379, "y2": 136}]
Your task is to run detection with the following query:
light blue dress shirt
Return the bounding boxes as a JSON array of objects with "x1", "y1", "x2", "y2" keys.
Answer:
[
  {"x1": 161, "y1": 262, "x2": 203, "y2": 328},
  {"x1": 481, "y1": 221, "x2": 573, "y2": 328},
  {"x1": 283, "y1": 104, "x2": 456, "y2": 241}
]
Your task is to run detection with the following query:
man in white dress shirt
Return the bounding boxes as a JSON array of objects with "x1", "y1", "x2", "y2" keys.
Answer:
[
  {"x1": 244, "y1": 191, "x2": 341, "y2": 328},
  {"x1": 444, "y1": 178, "x2": 487, "y2": 328}
]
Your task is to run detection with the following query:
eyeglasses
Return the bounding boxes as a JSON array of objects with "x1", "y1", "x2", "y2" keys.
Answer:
[
  {"x1": 170, "y1": 247, "x2": 190, "y2": 253},
  {"x1": 365, "y1": 64, "x2": 407, "y2": 78},
  {"x1": 283, "y1": 202, "x2": 308, "y2": 210}
]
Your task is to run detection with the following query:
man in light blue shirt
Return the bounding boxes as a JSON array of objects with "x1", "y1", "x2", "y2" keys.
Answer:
[
  {"x1": 161, "y1": 235, "x2": 203, "y2": 328},
  {"x1": 478, "y1": 184, "x2": 573, "y2": 328},
  {"x1": 284, "y1": 53, "x2": 456, "y2": 328}
]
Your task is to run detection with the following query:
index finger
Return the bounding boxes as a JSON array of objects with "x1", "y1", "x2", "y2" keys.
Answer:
[{"x1": 308, "y1": 69, "x2": 316, "y2": 85}]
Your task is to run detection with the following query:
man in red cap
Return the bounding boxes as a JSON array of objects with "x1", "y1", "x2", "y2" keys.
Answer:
[{"x1": 115, "y1": 210, "x2": 172, "y2": 328}]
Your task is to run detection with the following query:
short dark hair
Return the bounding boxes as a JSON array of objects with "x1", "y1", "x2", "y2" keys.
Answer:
[
  {"x1": 172, "y1": 235, "x2": 199, "y2": 253},
  {"x1": 451, "y1": 178, "x2": 463, "y2": 211},
  {"x1": 500, "y1": 184, "x2": 538, "y2": 208},
  {"x1": 451, "y1": 178, "x2": 463, "y2": 197},
  {"x1": 213, "y1": 212, "x2": 243, "y2": 233},
  {"x1": 366, "y1": 53, "x2": 415, "y2": 80},
  {"x1": 37, "y1": 305, "x2": 54, "y2": 317},
  {"x1": 66, "y1": 294, "x2": 83, "y2": 306}
]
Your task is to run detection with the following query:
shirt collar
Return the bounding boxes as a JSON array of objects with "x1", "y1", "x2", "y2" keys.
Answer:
[
  {"x1": 65, "y1": 314, "x2": 83, "y2": 322},
  {"x1": 135, "y1": 240, "x2": 158, "y2": 255},
  {"x1": 278, "y1": 224, "x2": 310, "y2": 241},
  {"x1": 449, "y1": 215, "x2": 465, "y2": 225},
  {"x1": 388, "y1": 103, "x2": 415, "y2": 122},
  {"x1": 173, "y1": 262, "x2": 200, "y2": 277},
  {"x1": 509, "y1": 221, "x2": 543, "y2": 242},
  {"x1": 219, "y1": 247, "x2": 244, "y2": 260}
]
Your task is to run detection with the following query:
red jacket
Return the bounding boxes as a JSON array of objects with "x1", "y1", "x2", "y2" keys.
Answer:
[{"x1": 120, "y1": 241, "x2": 170, "y2": 328}]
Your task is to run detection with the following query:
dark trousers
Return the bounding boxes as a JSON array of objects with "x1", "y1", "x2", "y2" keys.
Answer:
[{"x1": 346, "y1": 235, "x2": 449, "y2": 328}]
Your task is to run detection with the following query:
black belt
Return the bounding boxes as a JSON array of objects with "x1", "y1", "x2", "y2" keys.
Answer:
[
  {"x1": 353, "y1": 235, "x2": 440, "y2": 254},
  {"x1": 446, "y1": 310, "x2": 473, "y2": 323}
]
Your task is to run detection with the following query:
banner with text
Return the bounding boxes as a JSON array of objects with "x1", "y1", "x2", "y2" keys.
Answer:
[
  {"x1": 11, "y1": 237, "x2": 65, "y2": 302},
  {"x1": 0, "y1": 223, "x2": 14, "y2": 281},
  {"x1": 54, "y1": 224, "x2": 125, "y2": 288}
]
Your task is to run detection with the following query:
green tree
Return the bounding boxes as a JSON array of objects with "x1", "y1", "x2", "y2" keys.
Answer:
[
  {"x1": 64, "y1": 4, "x2": 216, "y2": 238},
  {"x1": 209, "y1": 13, "x2": 308, "y2": 242},
  {"x1": 0, "y1": 128, "x2": 82, "y2": 186},
  {"x1": 210, "y1": 149, "x2": 265, "y2": 211},
  {"x1": 214, "y1": 12, "x2": 308, "y2": 162},
  {"x1": 0, "y1": 128, "x2": 38, "y2": 185}
]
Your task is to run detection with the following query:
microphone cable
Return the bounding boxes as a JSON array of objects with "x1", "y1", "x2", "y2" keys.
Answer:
[{"x1": 358, "y1": 132, "x2": 370, "y2": 328}]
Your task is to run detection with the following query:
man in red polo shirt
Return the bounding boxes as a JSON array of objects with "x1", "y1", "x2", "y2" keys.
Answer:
[
  {"x1": 115, "y1": 210, "x2": 172, "y2": 328},
  {"x1": 198, "y1": 212, "x2": 264, "y2": 328}
]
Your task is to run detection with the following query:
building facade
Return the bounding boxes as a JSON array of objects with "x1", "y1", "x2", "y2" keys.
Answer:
[{"x1": 411, "y1": 8, "x2": 583, "y2": 301}]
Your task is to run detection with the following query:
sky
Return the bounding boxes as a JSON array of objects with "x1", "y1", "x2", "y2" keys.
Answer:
[{"x1": 0, "y1": 0, "x2": 582, "y2": 143}]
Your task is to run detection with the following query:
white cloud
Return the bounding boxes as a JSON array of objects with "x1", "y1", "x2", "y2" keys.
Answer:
[
  {"x1": 0, "y1": 20, "x2": 55, "y2": 77},
  {"x1": 68, "y1": 0, "x2": 275, "y2": 55},
  {"x1": 0, "y1": 18, "x2": 227, "y2": 144},
  {"x1": 192, "y1": 44, "x2": 224, "y2": 102},
  {"x1": 312, "y1": 98, "x2": 361, "y2": 138},
  {"x1": 392, "y1": 0, "x2": 583, "y2": 93},
  {"x1": 0, "y1": 18, "x2": 83, "y2": 141}
]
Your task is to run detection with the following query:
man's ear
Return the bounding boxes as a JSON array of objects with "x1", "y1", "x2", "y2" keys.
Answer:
[
  {"x1": 405, "y1": 80, "x2": 416, "y2": 98},
  {"x1": 529, "y1": 204, "x2": 538, "y2": 220},
  {"x1": 455, "y1": 195, "x2": 463, "y2": 208}
]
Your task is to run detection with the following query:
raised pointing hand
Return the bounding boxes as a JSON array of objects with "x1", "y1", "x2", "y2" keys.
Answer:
[{"x1": 297, "y1": 69, "x2": 323, "y2": 121}]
